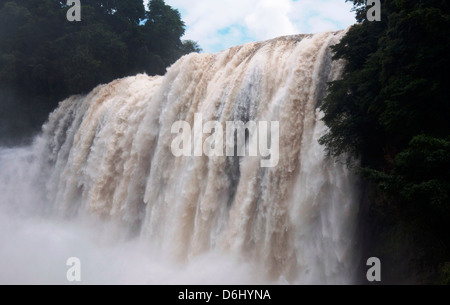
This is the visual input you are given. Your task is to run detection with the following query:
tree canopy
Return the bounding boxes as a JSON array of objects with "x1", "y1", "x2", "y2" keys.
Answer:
[
  {"x1": 320, "y1": 0, "x2": 450, "y2": 283},
  {"x1": 0, "y1": 0, "x2": 201, "y2": 144}
]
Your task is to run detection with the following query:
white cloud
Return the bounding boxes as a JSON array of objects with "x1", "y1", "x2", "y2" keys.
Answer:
[
  {"x1": 148, "y1": 0, "x2": 356, "y2": 53},
  {"x1": 244, "y1": 0, "x2": 297, "y2": 40}
]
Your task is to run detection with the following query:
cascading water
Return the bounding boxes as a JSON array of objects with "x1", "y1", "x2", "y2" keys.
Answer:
[{"x1": 0, "y1": 30, "x2": 359, "y2": 284}]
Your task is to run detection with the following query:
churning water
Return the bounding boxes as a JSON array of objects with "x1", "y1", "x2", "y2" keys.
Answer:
[{"x1": 0, "y1": 31, "x2": 359, "y2": 284}]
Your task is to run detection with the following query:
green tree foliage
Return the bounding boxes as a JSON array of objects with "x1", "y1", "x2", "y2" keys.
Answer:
[
  {"x1": 180, "y1": 40, "x2": 202, "y2": 55},
  {"x1": 320, "y1": 0, "x2": 450, "y2": 282},
  {"x1": 0, "y1": 0, "x2": 201, "y2": 144}
]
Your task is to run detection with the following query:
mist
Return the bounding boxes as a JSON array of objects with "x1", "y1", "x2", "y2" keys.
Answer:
[{"x1": 0, "y1": 147, "x2": 267, "y2": 285}]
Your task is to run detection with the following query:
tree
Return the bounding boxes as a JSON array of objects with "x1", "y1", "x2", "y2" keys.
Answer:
[
  {"x1": 0, "y1": 0, "x2": 201, "y2": 144},
  {"x1": 320, "y1": 0, "x2": 450, "y2": 283},
  {"x1": 180, "y1": 40, "x2": 203, "y2": 54},
  {"x1": 142, "y1": 0, "x2": 186, "y2": 74}
]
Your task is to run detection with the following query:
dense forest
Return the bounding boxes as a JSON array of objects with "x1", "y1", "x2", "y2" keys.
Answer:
[
  {"x1": 0, "y1": 0, "x2": 201, "y2": 144},
  {"x1": 320, "y1": 0, "x2": 450, "y2": 283}
]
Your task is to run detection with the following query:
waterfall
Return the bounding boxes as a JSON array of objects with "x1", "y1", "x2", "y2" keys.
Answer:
[{"x1": 0, "y1": 30, "x2": 359, "y2": 284}]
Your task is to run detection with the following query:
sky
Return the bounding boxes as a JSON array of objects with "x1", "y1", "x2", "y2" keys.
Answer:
[{"x1": 146, "y1": 0, "x2": 356, "y2": 53}]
